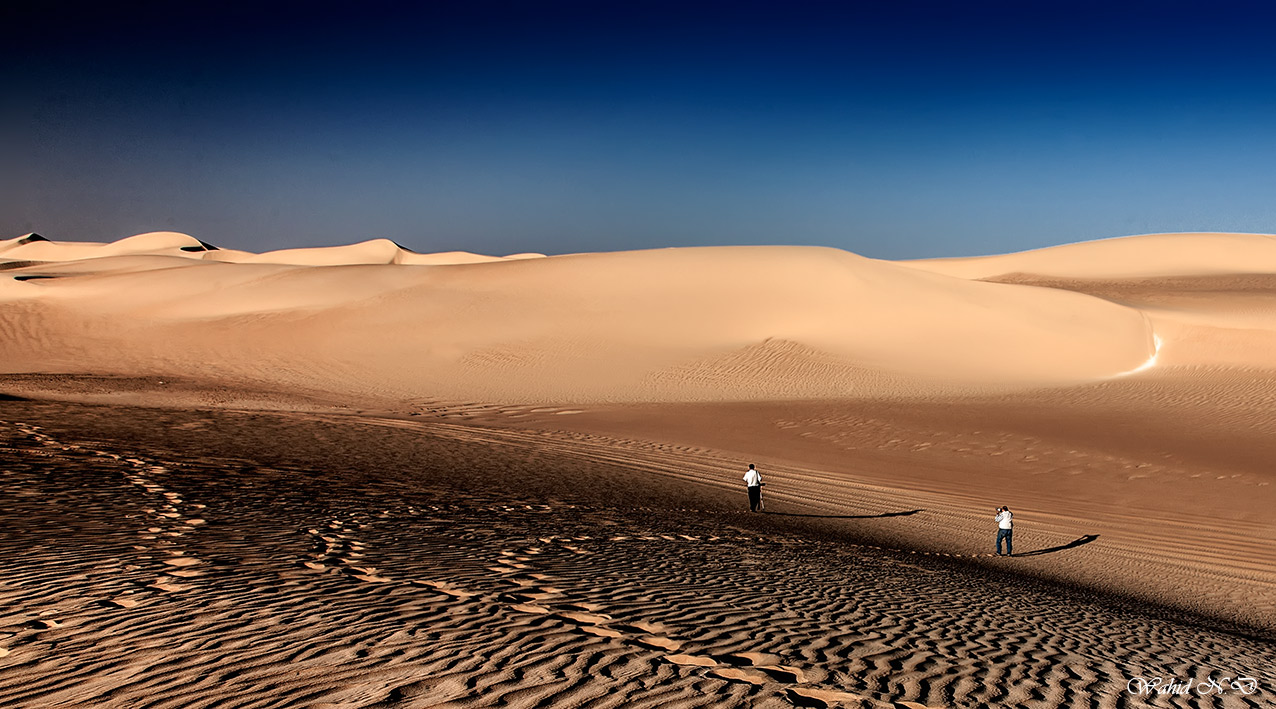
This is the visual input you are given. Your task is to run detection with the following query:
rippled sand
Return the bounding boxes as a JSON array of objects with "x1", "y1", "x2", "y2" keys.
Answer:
[{"x1": 0, "y1": 401, "x2": 1270, "y2": 708}]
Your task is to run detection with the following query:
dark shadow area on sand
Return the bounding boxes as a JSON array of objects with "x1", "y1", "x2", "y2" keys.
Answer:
[
  {"x1": 1015, "y1": 534, "x2": 1100, "y2": 557},
  {"x1": 764, "y1": 508, "x2": 924, "y2": 520}
]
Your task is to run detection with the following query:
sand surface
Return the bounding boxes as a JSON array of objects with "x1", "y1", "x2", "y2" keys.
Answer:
[
  {"x1": 2, "y1": 231, "x2": 1170, "y2": 401},
  {"x1": 1, "y1": 402, "x2": 1271, "y2": 708},
  {"x1": 2, "y1": 231, "x2": 1275, "y2": 706}
]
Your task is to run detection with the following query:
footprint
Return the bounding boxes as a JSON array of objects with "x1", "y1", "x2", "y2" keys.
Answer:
[
  {"x1": 410, "y1": 580, "x2": 477, "y2": 599},
  {"x1": 709, "y1": 667, "x2": 768, "y2": 685},
  {"x1": 616, "y1": 621, "x2": 667, "y2": 635},
  {"x1": 785, "y1": 687, "x2": 872, "y2": 708},
  {"x1": 162, "y1": 557, "x2": 202, "y2": 568},
  {"x1": 756, "y1": 665, "x2": 806, "y2": 683},
  {"x1": 636, "y1": 636, "x2": 683, "y2": 652},
  {"x1": 664, "y1": 654, "x2": 717, "y2": 667},
  {"x1": 560, "y1": 611, "x2": 612, "y2": 625},
  {"x1": 725, "y1": 651, "x2": 780, "y2": 666}
]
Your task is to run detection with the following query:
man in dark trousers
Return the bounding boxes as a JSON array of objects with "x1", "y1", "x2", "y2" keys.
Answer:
[
  {"x1": 995, "y1": 506, "x2": 1013, "y2": 556},
  {"x1": 743, "y1": 463, "x2": 763, "y2": 512}
]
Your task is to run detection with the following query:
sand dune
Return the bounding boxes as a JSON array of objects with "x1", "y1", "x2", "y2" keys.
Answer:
[
  {"x1": 902, "y1": 231, "x2": 1276, "y2": 280},
  {"x1": 3, "y1": 230, "x2": 1274, "y2": 706},
  {"x1": 2, "y1": 233, "x2": 1161, "y2": 403},
  {"x1": 0, "y1": 231, "x2": 218, "y2": 261},
  {"x1": 201, "y1": 237, "x2": 546, "y2": 266},
  {"x1": 0, "y1": 232, "x2": 549, "y2": 267}
]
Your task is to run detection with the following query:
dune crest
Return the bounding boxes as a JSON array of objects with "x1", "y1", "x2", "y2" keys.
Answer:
[
  {"x1": 0, "y1": 231, "x2": 216, "y2": 262},
  {"x1": 0, "y1": 232, "x2": 545, "y2": 267},
  {"x1": 201, "y1": 238, "x2": 545, "y2": 266}
]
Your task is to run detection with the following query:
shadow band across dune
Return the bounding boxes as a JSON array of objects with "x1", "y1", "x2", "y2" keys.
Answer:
[
  {"x1": 1015, "y1": 534, "x2": 1100, "y2": 557},
  {"x1": 765, "y1": 509, "x2": 924, "y2": 520}
]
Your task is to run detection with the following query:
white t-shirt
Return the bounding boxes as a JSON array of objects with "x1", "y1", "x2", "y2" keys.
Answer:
[
  {"x1": 743, "y1": 469, "x2": 761, "y2": 487},
  {"x1": 996, "y1": 510, "x2": 1013, "y2": 529}
]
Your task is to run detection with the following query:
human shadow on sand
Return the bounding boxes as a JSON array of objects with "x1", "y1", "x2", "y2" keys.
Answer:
[
  {"x1": 766, "y1": 509, "x2": 924, "y2": 520},
  {"x1": 1014, "y1": 534, "x2": 1100, "y2": 557}
]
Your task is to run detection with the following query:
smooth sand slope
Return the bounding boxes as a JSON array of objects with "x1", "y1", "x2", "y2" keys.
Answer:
[
  {"x1": 902, "y1": 232, "x2": 1276, "y2": 280},
  {"x1": 2, "y1": 231, "x2": 1160, "y2": 403}
]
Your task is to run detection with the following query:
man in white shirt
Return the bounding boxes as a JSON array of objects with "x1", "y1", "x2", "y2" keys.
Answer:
[
  {"x1": 743, "y1": 463, "x2": 763, "y2": 512},
  {"x1": 995, "y1": 506, "x2": 1013, "y2": 556}
]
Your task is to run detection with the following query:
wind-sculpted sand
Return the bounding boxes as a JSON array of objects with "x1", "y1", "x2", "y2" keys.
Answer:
[
  {"x1": 2, "y1": 230, "x2": 1275, "y2": 706},
  {"x1": 0, "y1": 403, "x2": 1271, "y2": 708},
  {"x1": 1, "y1": 231, "x2": 1168, "y2": 402}
]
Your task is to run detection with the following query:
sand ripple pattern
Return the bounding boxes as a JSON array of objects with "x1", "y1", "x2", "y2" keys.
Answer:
[{"x1": 0, "y1": 418, "x2": 1272, "y2": 708}]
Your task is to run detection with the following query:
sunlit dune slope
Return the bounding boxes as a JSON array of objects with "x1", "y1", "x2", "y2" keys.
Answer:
[
  {"x1": 898, "y1": 232, "x2": 1276, "y2": 373},
  {"x1": 901, "y1": 232, "x2": 1276, "y2": 280},
  {"x1": 0, "y1": 232, "x2": 544, "y2": 267},
  {"x1": 1, "y1": 233, "x2": 1155, "y2": 403}
]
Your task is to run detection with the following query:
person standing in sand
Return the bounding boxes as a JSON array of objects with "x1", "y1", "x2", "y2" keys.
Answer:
[
  {"x1": 995, "y1": 506, "x2": 1013, "y2": 556},
  {"x1": 743, "y1": 464, "x2": 764, "y2": 512}
]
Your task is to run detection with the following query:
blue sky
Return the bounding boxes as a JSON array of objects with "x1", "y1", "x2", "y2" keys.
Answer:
[{"x1": 4, "y1": 1, "x2": 1275, "y2": 259}]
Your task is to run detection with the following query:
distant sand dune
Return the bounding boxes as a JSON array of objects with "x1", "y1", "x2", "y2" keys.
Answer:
[
  {"x1": 201, "y1": 237, "x2": 546, "y2": 266},
  {"x1": 902, "y1": 231, "x2": 1276, "y2": 280},
  {"x1": 2, "y1": 233, "x2": 1170, "y2": 403},
  {"x1": 0, "y1": 231, "x2": 216, "y2": 261}
]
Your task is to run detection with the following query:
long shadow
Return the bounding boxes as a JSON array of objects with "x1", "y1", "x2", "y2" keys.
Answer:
[
  {"x1": 765, "y1": 509, "x2": 924, "y2": 520},
  {"x1": 1014, "y1": 534, "x2": 1100, "y2": 557}
]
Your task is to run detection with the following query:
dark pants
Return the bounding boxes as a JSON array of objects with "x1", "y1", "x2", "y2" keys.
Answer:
[
  {"x1": 747, "y1": 485, "x2": 761, "y2": 512},
  {"x1": 996, "y1": 528, "x2": 1013, "y2": 555}
]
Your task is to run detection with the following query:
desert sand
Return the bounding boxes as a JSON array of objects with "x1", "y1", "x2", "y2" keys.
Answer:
[{"x1": 1, "y1": 231, "x2": 1273, "y2": 707}]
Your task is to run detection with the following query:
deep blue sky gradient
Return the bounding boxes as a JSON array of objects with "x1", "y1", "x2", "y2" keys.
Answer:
[{"x1": 5, "y1": 1, "x2": 1276, "y2": 258}]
